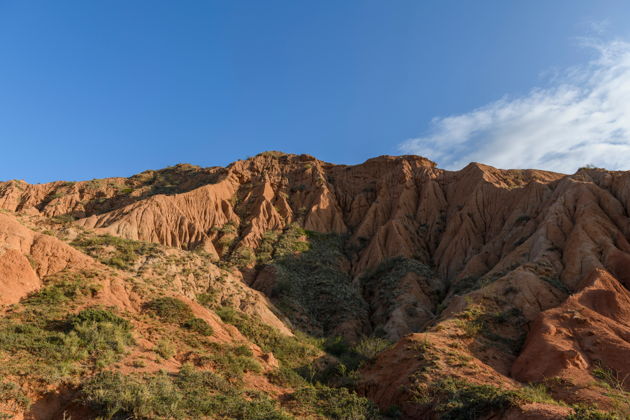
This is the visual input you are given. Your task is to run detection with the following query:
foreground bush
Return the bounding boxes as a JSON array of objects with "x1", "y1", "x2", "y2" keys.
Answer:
[
  {"x1": 145, "y1": 297, "x2": 213, "y2": 336},
  {"x1": 80, "y1": 366, "x2": 293, "y2": 420},
  {"x1": 289, "y1": 385, "x2": 380, "y2": 420}
]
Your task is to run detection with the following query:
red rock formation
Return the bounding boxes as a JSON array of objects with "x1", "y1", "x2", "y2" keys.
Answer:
[
  {"x1": 513, "y1": 269, "x2": 630, "y2": 387},
  {"x1": 2, "y1": 153, "x2": 630, "y2": 418}
]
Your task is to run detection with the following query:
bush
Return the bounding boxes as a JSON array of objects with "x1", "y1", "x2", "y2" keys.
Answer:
[
  {"x1": 215, "y1": 306, "x2": 238, "y2": 323},
  {"x1": 176, "y1": 363, "x2": 232, "y2": 394},
  {"x1": 290, "y1": 385, "x2": 379, "y2": 420},
  {"x1": 144, "y1": 297, "x2": 194, "y2": 324},
  {"x1": 592, "y1": 363, "x2": 627, "y2": 391},
  {"x1": 71, "y1": 234, "x2": 159, "y2": 270},
  {"x1": 230, "y1": 247, "x2": 256, "y2": 268},
  {"x1": 515, "y1": 383, "x2": 558, "y2": 405},
  {"x1": 324, "y1": 336, "x2": 351, "y2": 356},
  {"x1": 80, "y1": 367, "x2": 293, "y2": 420},
  {"x1": 196, "y1": 345, "x2": 262, "y2": 380},
  {"x1": 427, "y1": 378, "x2": 517, "y2": 420},
  {"x1": 567, "y1": 405, "x2": 620, "y2": 420},
  {"x1": 154, "y1": 338, "x2": 175, "y2": 359},
  {"x1": 0, "y1": 381, "x2": 29, "y2": 416},
  {"x1": 68, "y1": 307, "x2": 131, "y2": 331},
  {"x1": 273, "y1": 223, "x2": 310, "y2": 257},
  {"x1": 353, "y1": 337, "x2": 391, "y2": 361},
  {"x1": 359, "y1": 257, "x2": 435, "y2": 314},
  {"x1": 0, "y1": 306, "x2": 133, "y2": 381},
  {"x1": 64, "y1": 307, "x2": 134, "y2": 369},
  {"x1": 196, "y1": 292, "x2": 217, "y2": 308},
  {"x1": 266, "y1": 366, "x2": 308, "y2": 388},
  {"x1": 215, "y1": 306, "x2": 318, "y2": 368},
  {"x1": 182, "y1": 317, "x2": 213, "y2": 336},
  {"x1": 23, "y1": 271, "x2": 99, "y2": 308},
  {"x1": 80, "y1": 371, "x2": 183, "y2": 419}
]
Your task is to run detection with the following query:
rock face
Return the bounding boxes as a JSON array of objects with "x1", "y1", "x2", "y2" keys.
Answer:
[
  {"x1": 513, "y1": 269, "x2": 630, "y2": 385},
  {"x1": 0, "y1": 213, "x2": 92, "y2": 304},
  {"x1": 2, "y1": 152, "x2": 630, "y2": 419}
]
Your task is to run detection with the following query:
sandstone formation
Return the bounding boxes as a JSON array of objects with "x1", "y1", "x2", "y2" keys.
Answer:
[{"x1": 1, "y1": 152, "x2": 629, "y2": 419}]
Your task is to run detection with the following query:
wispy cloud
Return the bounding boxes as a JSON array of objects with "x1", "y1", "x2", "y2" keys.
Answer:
[{"x1": 400, "y1": 40, "x2": 630, "y2": 173}]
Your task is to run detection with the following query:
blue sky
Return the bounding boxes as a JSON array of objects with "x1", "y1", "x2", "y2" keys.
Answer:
[{"x1": 2, "y1": 1, "x2": 630, "y2": 182}]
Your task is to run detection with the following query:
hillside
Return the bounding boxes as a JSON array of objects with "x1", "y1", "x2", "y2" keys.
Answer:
[{"x1": 1, "y1": 151, "x2": 629, "y2": 419}]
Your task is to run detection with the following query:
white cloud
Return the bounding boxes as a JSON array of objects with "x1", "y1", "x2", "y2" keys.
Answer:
[{"x1": 400, "y1": 40, "x2": 630, "y2": 173}]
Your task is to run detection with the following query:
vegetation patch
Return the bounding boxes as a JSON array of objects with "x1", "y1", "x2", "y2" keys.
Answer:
[
  {"x1": 215, "y1": 306, "x2": 318, "y2": 368},
  {"x1": 182, "y1": 317, "x2": 214, "y2": 336},
  {"x1": 416, "y1": 377, "x2": 518, "y2": 420},
  {"x1": 273, "y1": 223, "x2": 310, "y2": 258},
  {"x1": 194, "y1": 344, "x2": 262, "y2": 381},
  {"x1": 0, "y1": 305, "x2": 133, "y2": 384},
  {"x1": 145, "y1": 297, "x2": 213, "y2": 337},
  {"x1": 567, "y1": 405, "x2": 620, "y2": 420},
  {"x1": 80, "y1": 365, "x2": 292, "y2": 420},
  {"x1": 63, "y1": 306, "x2": 134, "y2": 369},
  {"x1": 145, "y1": 297, "x2": 194, "y2": 324},
  {"x1": 0, "y1": 381, "x2": 29, "y2": 419},
  {"x1": 72, "y1": 234, "x2": 159, "y2": 270},
  {"x1": 359, "y1": 257, "x2": 438, "y2": 330},
  {"x1": 288, "y1": 385, "x2": 379, "y2": 420},
  {"x1": 515, "y1": 383, "x2": 561, "y2": 405},
  {"x1": 23, "y1": 270, "x2": 100, "y2": 311},
  {"x1": 269, "y1": 230, "x2": 368, "y2": 336},
  {"x1": 592, "y1": 362, "x2": 628, "y2": 392}
]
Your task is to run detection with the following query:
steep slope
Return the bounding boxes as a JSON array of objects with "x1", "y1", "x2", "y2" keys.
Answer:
[{"x1": 1, "y1": 152, "x2": 630, "y2": 419}]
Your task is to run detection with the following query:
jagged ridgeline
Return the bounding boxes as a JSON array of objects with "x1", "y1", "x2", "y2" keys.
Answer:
[{"x1": 1, "y1": 151, "x2": 630, "y2": 419}]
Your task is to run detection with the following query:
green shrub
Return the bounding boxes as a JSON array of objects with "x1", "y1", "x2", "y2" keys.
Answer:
[
  {"x1": 290, "y1": 385, "x2": 379, "y2": 420},
  {"x1": 144, "y1": 297, "x2": 194, "y2": 324},
  {"x1": 196, "y1": 292, "x2": 217, "y2": 308},
  {"x1": 63, "y1": 307, "x2": 134, "y2": 369},
  {"x1": 154, "y1": 338, "x2": 175, "y2": 359},
  {"x1": 274, "y1": 223, "x2": 310, "y2": 257},
  {"x1": 0, "y1": 306, "x2": 133, "y2": 381},
  {"x1": 353, "y1": 337, "x2": 391, "y2": 361},
  {"x1": 233, "y1": 344, "x2": 254, "y2": 357},
  {"x1": 426, "y1": 378, "x2": 517, "y2": 420},
  {"x1": 0, "y1": 381, "x2": 30, "y2": 417},
  {"x1": 196, "y1": 346, "x2": 262, "y2": 380},
  {"x1": 567, "y1": 405, "x2": 620, "y2": 420},
  {"x1": 324, "y1": 336, "x2": 351, "y2": 356},
  {"x1": 215, "y1": 305, "x2": 238, "y2": 323},
  {"x1": 455, "y1": 304, "x2": 487, "y2": 338},
  {"x1": 592, "y1": 363, "x2": 627, "y2": 391},
  {"x1": 176, "y1": 363, "x2": 232, "y2": 394},
  {"x1": 216, "y1": 306, "x2": 318, "y2": 368},
  {"x1": 230, "y1": 247, "x2": 256, "y2": 268},
  {"x1": 51, "y1": 214, "x2": 75, "y2": 224},
  {"x1": 68, "y1": 307, "x2": 131, "y2": 331},
  {"x1": 266, "y1": 366, "x2": 308, "y2": 388},
  {"x1": 71, "y1": 234, "x2": 159, "y2": 270},
  {"x1": 80, "y1": 367, "x2": 293, "y2": 420},
  {"x1": 80, "y1": 371, "x2": 183, "y2": 419},
  {"x1": 319, "y1": 336, "x2": 391, "y2": 384},
  {"x1": 515, "y1": 383, "x2": 558, "y2": 405},
  {"x1": 256, "y1": 231, "x2": 279, "y2": 264},
  {"x1": 23, "y1": 271, "x2": 99, "y2": 308},
  {"x1": 182, "y1": 317, "x2": 213, "y2": 336},
  {"x1": 360, "y1": 257, "x2": 435, "y2": 315},
  {"x1": 211, "y1": 395, "x2": 294, "y2": 420}
]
